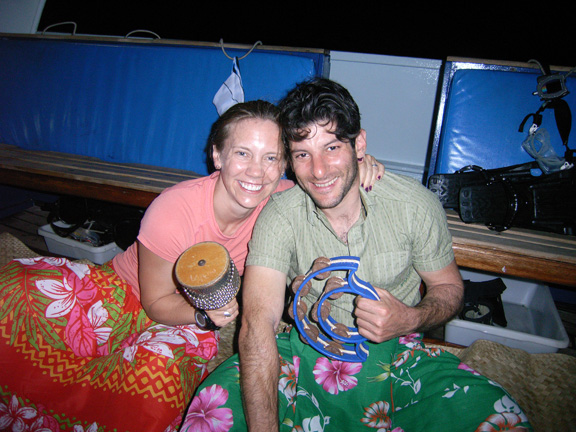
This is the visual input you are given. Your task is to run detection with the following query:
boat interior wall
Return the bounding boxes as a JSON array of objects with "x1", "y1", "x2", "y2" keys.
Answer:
[
  {"x1": 329, "y1": 51, "x2": 442, "y2": 182},
  {"x1": 427, "y1": 58, "x2": 576, "y2": 179},
  {"x1": 0, "y1": 34, "x2": 326, "y2": 176}
]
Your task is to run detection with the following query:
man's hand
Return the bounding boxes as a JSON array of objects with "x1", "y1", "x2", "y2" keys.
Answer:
[
  {"x1": 354, "y1": 287, "x2": 416, "y2": 343},
  {"x1": 354, "y1": 261, "x2": 464, "y2": 343}
]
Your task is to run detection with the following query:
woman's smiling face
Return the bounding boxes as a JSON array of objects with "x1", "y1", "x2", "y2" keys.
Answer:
[{"x1": 213, "y1": 118, "x2": 285, "y2": 212}]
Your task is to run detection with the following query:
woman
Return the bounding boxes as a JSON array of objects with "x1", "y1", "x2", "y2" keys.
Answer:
[{"x1": 0, "y1": 100, "x2": 383, "y2": 432}]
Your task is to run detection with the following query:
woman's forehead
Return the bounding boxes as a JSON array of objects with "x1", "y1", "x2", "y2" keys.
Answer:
[{"x1": 224, "y1": 118, "x2": 282, "y2": 150}]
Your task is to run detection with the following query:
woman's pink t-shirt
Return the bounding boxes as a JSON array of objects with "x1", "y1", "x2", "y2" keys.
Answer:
[{"x1": 112, "y1": 172, "x2": 293, "y2": 298}]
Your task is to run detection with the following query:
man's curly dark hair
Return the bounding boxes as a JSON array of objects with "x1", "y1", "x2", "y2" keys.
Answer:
[{"x1": 277, "y1": 78, "x2": 362, "y2": 154}]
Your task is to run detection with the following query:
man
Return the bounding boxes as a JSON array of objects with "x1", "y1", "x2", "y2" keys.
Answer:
[{"x1": 182, "y1": 78, "x2": 532, "y2": 432}]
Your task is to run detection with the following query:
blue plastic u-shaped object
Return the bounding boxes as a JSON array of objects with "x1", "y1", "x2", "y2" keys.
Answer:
[{"x1": 292, "y1": 256, "x2": 379, "y2": 362}]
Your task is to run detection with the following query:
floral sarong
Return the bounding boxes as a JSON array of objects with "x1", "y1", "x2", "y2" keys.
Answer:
[
  {"x1": 182, "y1": 329, "x2": 533, "y2": 431},
  {"x1": 0, "y1": 257, "x2": 219, "y2": 432}
]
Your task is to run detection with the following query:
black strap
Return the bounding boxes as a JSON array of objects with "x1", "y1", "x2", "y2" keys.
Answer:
[
  {"x1": 551, "y1": 99, "x2": 573, "y2": 161},
  {"x1": 458, "y1": 161, "x2": 539, "y2": 177},
  {"x1": 518, "y1": 108, "x2": 544, "y2": 133}
]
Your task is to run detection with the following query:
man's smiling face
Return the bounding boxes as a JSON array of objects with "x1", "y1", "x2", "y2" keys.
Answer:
[{"x1": 289, "y1": 122, "x2": 365, "y2": 211}]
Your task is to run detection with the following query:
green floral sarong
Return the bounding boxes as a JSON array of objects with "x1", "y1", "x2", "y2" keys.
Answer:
[{"x1": 182, "y1": 329, "x2": 532, "y2": 431}]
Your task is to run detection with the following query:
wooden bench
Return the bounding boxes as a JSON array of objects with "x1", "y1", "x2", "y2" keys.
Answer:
[
  {"x1": 447, "y1": 210, "x2": 576, "y2": 288},
  {"x1": 0, "y1": 144, "x2": 201, "y2": 208},
  {"x1": 1, "y1": 143, "x2": 575, "y2": 288}
]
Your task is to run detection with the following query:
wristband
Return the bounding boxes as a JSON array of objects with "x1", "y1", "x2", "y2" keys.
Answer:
[{"x1": 194, "y1": 309, "x2": 221, "y2": 331}]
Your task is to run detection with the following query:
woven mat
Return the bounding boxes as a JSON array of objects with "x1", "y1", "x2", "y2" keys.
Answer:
[
  {"x1": 0, "y1": 231, "x2": 40, "y2": 266},
  {"x1": 459, "y1": 339, "x2": 576, "y2": 432},
  {"x1": 209, "y1": 319, "x2": 238, "y2": 372},
  {"x1": 0, "y1": 231, "x2": 94, "y2": 266}
]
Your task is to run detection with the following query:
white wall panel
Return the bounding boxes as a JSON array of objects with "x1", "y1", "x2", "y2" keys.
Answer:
[
  {"x1": 330, "y1": 51, "x2": 441, "y2": 181},
  {"x1": 0, "y1": 0, "x2": 45, "y2": 33}
]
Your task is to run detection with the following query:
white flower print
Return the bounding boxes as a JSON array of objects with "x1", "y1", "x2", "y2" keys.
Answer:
[
  {"x1": 36, "y1": 277, "x2": 76, "y2": 318},
  {"x1": 123, "y1": 325, "x2": 196, "y2": 362},
  {"x1": 87, "y1": 300, "x2": 112, "y2": 345}
]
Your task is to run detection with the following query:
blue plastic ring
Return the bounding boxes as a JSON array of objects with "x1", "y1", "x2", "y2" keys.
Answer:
[{"x1": 292, "y1": 256, "x2": 379, "y2": 362}]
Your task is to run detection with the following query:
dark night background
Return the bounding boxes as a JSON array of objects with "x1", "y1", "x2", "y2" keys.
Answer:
[{"x1": 38, "y1": 1, "x2": 574, "y2": 68}]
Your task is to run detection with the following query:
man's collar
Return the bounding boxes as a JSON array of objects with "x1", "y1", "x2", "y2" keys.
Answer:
[
  {"x1": 303, "y1": 187, "x2": 321, "y2": 225},
  {"x1": 303, "y1": 184, "x2": 372, "y2": 226}
]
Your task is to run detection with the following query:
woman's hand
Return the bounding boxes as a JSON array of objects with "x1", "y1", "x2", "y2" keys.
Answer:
[
  {"x1": 358, "y1": 154, "x2": 385, "y2": 191},
  {"x1": 139, "y1": 242, "x2": 240, "y2": 328},
  {"x1": 205, "y1": 298, "x2": 240, "y2": 328}
]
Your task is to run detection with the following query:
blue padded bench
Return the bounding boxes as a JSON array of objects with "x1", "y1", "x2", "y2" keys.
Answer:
[{"x1": 0, "y1": 34, "x2": 326, "y2": 207}]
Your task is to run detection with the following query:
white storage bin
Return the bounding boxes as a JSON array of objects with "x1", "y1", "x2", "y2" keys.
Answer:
[
  {"x1": 38, "y1": 224, "x2": 122, "y2": 265},
  {"x1": 445, "y1": 270, "x2": 569, "y2": 353}
]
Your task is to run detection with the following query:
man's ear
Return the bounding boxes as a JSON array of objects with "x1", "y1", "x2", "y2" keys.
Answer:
[{"x1": 355, "y1": 129, "x2": 367, "y2": 160}]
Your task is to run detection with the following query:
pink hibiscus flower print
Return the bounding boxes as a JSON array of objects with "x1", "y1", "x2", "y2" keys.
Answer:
[
  {"x1": 122, "y1": 327, "x2": 186, "y2": 362},
  {"x1": 36, "y1": 277, "x2": 78, "y2": 318},
  {"x1": 35, "y1": 263, "x2": 97, "y2": 319},
  {"x1": 398, "y1": 333, "x2": 421, "y2": 347},
  {"x1": 278, "y1": 356, "x2": 300, "y2": 408},
  {"x1": 458, "y1": 362, "x2": 481, "y2": 376},
  {"x1": 475, "y1": 412, "x2": 526, "y2": 431},
  {"x1": 60, "y1": 261, "x2": 97, "y2": 305},
  {"x1": 21, "y1": 402, "x2": 59, "y2": 432},
  {"x1": 181, "y1": 384, "x2": 233, "y2": 432},
  {"x1": 361, "y1": 400, "x2": 392, "y2": 429},
  {"x1": 313, "y1": 357, "x2": 362, "y2": 395},
  {"x1": 16, "y1": 256, "x2": 69, "y2": 268},
  {"x1": 65, "y1": 300, "x2": 112, "y2": 357},
  {"x1": 65, "y1": 304, "x2": 98, "y2": 357}
]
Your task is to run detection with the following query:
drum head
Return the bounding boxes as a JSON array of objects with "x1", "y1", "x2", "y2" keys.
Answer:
[{"x1": 175, "y1": 241, "x2": 230, "y2": 290}]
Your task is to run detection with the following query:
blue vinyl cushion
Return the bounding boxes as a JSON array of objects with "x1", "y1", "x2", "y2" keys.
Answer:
[
  {"x1": 0, "y1": 36, "x2": 324, "y2": 175},
  {"x1": 431, "y1": 65, "x2": 576, "y2": 176}
]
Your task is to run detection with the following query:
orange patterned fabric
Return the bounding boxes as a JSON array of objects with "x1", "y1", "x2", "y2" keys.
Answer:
[{"x1": 0, "y1": 257, "x2": 218, "y2": 432}]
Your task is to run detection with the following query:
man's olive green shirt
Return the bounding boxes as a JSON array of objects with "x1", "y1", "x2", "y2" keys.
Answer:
[{"x1": 246, "y1": 172, "x2": 454, "y2": 326}]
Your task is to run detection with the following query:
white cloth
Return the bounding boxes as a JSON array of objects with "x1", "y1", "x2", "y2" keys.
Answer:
[{"x1": 213, "y1": 57, "x2": 244, "y2": 116}]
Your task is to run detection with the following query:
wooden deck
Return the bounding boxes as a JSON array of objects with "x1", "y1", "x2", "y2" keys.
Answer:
[{"x1": 0, "y1": 204, "x2": 53, "y2": 256}]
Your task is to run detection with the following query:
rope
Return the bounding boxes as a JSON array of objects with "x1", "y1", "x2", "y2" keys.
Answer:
[
  {"x1": 42, "y1": 21, "x2": 77, "y2": 35},
  {"x1": 219, "y1": 39, "x2": 262, "y2": 60},
  {"x1": 125, "y1": 30, "x2": 161, "y2": 39}
]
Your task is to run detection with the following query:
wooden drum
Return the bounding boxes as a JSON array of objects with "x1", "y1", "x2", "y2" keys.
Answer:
[{"x1": 175, "y1": 241, "x2": 240, "y2": 310}]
